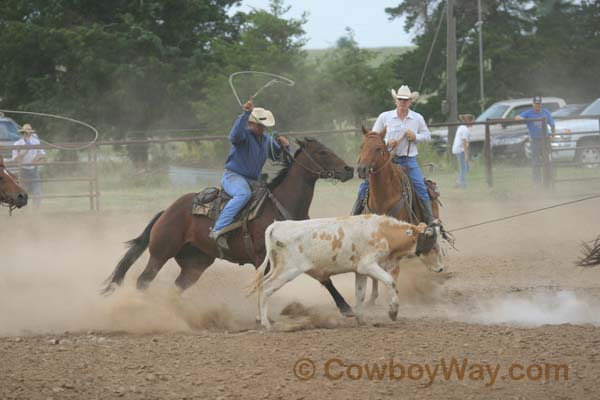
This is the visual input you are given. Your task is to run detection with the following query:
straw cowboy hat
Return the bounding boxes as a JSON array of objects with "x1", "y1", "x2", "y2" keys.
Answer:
[
  {"x1": 459, "y1": 114, "x2": 475, "y2": 123},
  {"x1": 391, "y1": 85, "x2": 416, "y2": 100},
  {"x1": 18, "y1": 123, "x2": 36, "y2": 134},
  {"x1": 249, "y1": 107, "x2": 275, "y2": 127}
]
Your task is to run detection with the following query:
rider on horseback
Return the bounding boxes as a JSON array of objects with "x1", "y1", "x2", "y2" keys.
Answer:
[
  {"x1": 351, "y1": 85, "x2": 435, "y2": 223},
  {"x1": 208, "y1": 97, "x2": 290, "y2": 248}
]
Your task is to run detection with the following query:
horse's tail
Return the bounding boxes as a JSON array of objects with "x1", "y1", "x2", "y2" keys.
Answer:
[
  {"x1": 247, "y1": 223, "x2": 277, "y2": 296},
  {"x1": 101, "y1": 211, "x2": 164, "y2": 295}
]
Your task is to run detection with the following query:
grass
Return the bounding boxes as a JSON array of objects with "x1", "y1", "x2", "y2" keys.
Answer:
[{"x1": 18, "y1": 157, "x2": 599, "y2": 217}]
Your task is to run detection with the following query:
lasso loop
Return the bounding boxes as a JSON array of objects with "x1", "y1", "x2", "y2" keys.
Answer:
[
  {"x1": 0, "y1": 110, "x2": 99, "y2": 151},
  {"x1": 229, "y1": 71, "x2": 295, "y2": 168},
  {"x1": 228, "y1": 71, "x2": 295, "y2": 107}
]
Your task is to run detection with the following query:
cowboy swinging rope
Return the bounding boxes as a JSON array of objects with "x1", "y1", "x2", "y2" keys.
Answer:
[
  {"x1": 229, "y1": 71, "x2": 298, "y2": 165},
  {"x1": 0, "y1": 110, "x2": 99, "y2": 151},
  {"x1": 229, "y1": 71, "x2": 339, "y2": 185}
]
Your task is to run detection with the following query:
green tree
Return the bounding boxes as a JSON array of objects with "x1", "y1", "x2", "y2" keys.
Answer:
[{"x1": 0, "y1": 0, "x2": 242, "y2": 140}]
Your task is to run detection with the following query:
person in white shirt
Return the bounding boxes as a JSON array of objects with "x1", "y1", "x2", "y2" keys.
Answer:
[
  {"x1": 452, "y1": 114, "x2": 473, "y2": 188},
  {"x1": 351, "y1": 85, "x2": 434, "y2": 223},
  {"x1": 12, "y1": 123, "x2": 46, "y2": 207}
]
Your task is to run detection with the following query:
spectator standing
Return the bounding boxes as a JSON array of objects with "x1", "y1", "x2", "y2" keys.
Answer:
[
  {"x1": 12, "y1": 124, "x2": 45, "y2": 207},
  {"x1": 452, "y1": 114, "x2": 474, "y2": 188},
  {"x1": 515, "y1": 96, "x2": 555, "y2": 184}
]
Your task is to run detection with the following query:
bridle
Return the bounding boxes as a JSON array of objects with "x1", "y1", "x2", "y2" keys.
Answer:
[
  {"x1": 358, "y1": 134, "x2": 394, "y2": 176},
  {"x1": 280, "y1": 144, "x2": 339, "y2": 181},
  {"x1": 0, "y1": 166, "x2": 19, "y2": 215}
]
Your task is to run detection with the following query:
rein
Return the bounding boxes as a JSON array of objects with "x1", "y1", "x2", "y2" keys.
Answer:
[
  {"x1": 368, "y1": 151, "x2": 394, "y2": 175},
  {"x1": 281, "y1": 146, "x2": 339, "y2": 181}
]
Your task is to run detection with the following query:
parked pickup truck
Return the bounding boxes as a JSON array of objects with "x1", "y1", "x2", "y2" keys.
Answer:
[
  {"x1": 0, "y1": 112, "x2": 22, "y2": 161},
  {"x1": 431, "y1": 97, "x2": 566, "y2": 156},
  {"x1": 551, "y1": 98, "x2": 600, "y2": 166}
]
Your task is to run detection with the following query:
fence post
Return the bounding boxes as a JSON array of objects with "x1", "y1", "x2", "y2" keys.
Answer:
[
  {"x1": 484, "y1": 122, "x2": 493, "y2": 187},
  {"x1": 87, "y1": 147, "x2": 94, "y2": 211},
  {"x1": 92, "y1": 144, "x2": 100, "y2": 212},
  {"x1": 541, "y1": 119, "x2": 552, "y2": 189}
]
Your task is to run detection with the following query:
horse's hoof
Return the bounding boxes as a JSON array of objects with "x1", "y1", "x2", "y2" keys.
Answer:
[
  {"x1": 341, "y1": 307, "x2": 355, "y2": 318},
  {"x1": 388, "y1": 310, "x2": 398, "y2": 321},
  {"x1": 367, "y1": 299, "x2": 377, "y2": 307}
]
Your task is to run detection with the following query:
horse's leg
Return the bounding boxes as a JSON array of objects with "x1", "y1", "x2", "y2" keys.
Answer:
[
  {"x1": 367, "y1": 279, "x2": 379, "y2": 306},
  {"x1": 137, "y1": 256, "x2": 169, "y2": 290},
  {"x1": 137, "y1": 228, "x2": 182, "y2": 290},
  {"x1": 321, "y1": 278, "x2": 354, "y2": 317},
  {"x1": 174, "y1": 245, "x2": 215, "y2": 291}
]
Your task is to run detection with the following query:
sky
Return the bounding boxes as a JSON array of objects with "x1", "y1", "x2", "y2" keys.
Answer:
[{"x1": 233, "y1": 0, "x2": 413, "y2": 49}]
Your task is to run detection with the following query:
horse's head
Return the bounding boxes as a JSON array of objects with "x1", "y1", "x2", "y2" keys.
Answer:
[
  {"x1": 357, "y1": 125, "x2": 390, "y2": 179},
  {"x1": 414, "y1": 221, "x2": 445, "y2": 273},
  {"x1": 294, "y1": 138, "x2": 354, "y2": 182},
  {"x1": 0, "y1": 155, "x2": 28, "y2": 209}
]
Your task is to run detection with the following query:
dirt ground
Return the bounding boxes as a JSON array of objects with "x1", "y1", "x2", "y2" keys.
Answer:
[{"x1": 1, "y1": 188, "x2": 600, "y2": 400}]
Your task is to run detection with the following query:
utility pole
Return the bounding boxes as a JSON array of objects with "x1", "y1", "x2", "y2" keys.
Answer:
[
  {"x1": 446, "y1": 0, "x2": 458, "y2": 158},
  {"x1": 477, "y1": 0, "x2": 485, "y2": 114}
]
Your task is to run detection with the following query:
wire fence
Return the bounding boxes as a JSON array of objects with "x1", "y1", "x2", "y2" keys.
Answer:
[{"x1": 1, "y1": 118, "x2": 599, "y2": 213}]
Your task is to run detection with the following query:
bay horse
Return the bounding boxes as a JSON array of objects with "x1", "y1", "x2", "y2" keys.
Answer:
[
  {"x1": 0, "y1": 155, "x2": 28, "y2": 211},
  {"x1": 356, "y1": 126, "x2": 440, "y2": 303},
  {"x1": 102, "y1": 138, "x2": 356, "y2": 317}
]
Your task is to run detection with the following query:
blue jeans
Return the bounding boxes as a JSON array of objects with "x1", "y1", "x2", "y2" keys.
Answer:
[
  {"x1": 529, "y1": 138, "x2": 543, "y2": 184},
  {"x1": 20, "y1": 167, "x2": 42, "y2": 207},
  {"x1": 213, "y1": 170, "x2": 253, "y2": 232},
  {"x1": 455, "y1": 152, "x2": 468, "y2": 187},
  {"x1": 356, "y1": 156, "x2": 430, "y2": 206}
]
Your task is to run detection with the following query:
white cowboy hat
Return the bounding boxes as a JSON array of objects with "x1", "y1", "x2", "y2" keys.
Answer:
[
  {"x1": 18, "y1": 123, "x2": 36, "y2": 134},
  {"x1": 459, "y1": 113, "x2": 475, "y2": 123},
  {"x1": 249, "y1": 107, "x2": 275, "y2": 127},
  {"x1": 391, "y1": 85, "x2": 414, "y2": 100}
]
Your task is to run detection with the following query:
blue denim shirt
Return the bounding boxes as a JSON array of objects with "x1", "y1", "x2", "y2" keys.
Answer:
[
  {"x1": 519, "y1": 109, "x2": 555, "y2": 139},
  {"x1": 224, "y1": 111, "x2": 284, "y2": 180}
]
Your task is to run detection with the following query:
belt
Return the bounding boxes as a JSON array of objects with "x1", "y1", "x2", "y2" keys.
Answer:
[
  {"x1": 392, "y1": 155, "x2": 415, "y2": 162},
  {"x1": 224, "y1": 169, "x2": 258, "y2": 182}
]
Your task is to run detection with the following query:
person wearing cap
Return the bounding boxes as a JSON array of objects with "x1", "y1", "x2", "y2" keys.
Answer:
[
  {"x1": 515, "y1": 95, "x2": 555, "y2": 184},
  {"x1": 12, "y1": 123, "x2": 46, "y2": 207},
  {"x1": 452, "y1": 114, "x2": 474, "y2": 188},
  {"x1": 209, "y1": 97, "x2": 290, "y2": 248},
  {"x1": 351, "y1": 85, "x2": 434, "y2": 223}
]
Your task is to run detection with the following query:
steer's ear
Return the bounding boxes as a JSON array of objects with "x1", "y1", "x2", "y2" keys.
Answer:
[
  {"x1": 414, "y1": 222, "x2": 426, "y2": 234},
  {"x1": 361, "y1": 125, "x2": 369, "y2": 136}
]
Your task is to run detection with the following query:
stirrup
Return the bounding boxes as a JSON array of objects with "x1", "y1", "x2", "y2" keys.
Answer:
[{"x1": 209, "y1": 230, "x2": 230, "y2": 250}]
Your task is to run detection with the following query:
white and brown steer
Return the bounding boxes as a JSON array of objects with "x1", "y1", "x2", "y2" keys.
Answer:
[{"x1": 250, "y1": 214, "x2": 445, "y2": 329}]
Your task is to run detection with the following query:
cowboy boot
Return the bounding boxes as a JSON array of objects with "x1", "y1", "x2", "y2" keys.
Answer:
[
  {"x1": 422, "y1": 201, "x2": 435, "y2": 225},
  {"x1": 209, "y1": 229, "x2": 230, "y2": 250}
]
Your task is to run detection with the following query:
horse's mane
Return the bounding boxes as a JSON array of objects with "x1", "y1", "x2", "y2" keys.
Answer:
[{"x1": 267, "y1": 137, "x2": 317, "y2": 190}]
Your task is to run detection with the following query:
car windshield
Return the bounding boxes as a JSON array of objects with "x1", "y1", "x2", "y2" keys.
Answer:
[
  {"x1": 476, "y1": 104, "x2": 509, "y2": 121},
  {"x1": 0, "y1": 121, "x2": 21, "y2": 141},
  {"x1": 581, "y1": 99, "x2": 600, "y2": 117},
  {"x1": 552, "y1": 104, "x2": 586, "y2": 117}
]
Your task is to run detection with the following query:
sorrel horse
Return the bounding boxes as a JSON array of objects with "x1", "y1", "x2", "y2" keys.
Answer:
[
  {"x1": 0, "y1": 155, "x2": 28, "y2": 211},
  {"x1": 356, "y1": 126, "x2": 440, "y2": 303},
  {"x1": 103, "y1": 138, "x2": 356, "y2": 316}
]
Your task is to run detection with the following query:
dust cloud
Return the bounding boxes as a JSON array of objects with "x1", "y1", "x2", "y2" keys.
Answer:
[{"x1": 1, "y1": 188, "x2": 599, "y2": 336}]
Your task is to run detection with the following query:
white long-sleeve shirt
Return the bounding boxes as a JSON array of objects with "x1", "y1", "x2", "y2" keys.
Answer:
[
  {"x1": 13, "y1": 136, "x2": 45, "y2": 170},
  {"x1": 372, "y1": 109, "x2": 431, "y2": 157}
]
